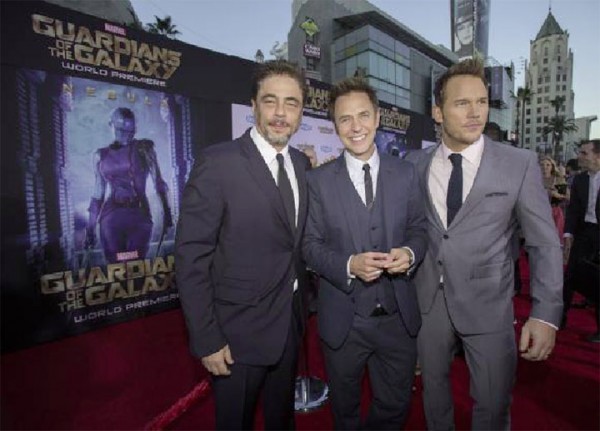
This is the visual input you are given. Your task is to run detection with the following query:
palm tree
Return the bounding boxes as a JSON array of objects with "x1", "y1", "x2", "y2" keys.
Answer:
[
  {"x1": 146, "y1": 15, "x2": 181, "y2": 39},
  {"x1": 516, "y1": 86, "x2": 533, "y2": 148},
  {"x1": 542, "y1": 116, "x2": 578, "y2": 161},
  {"x1": 547, "y1": 95, "x2": 568, "y2": 159},
  {"x1": 550, "y1": 95, "x2": 566, "y2": 117}
]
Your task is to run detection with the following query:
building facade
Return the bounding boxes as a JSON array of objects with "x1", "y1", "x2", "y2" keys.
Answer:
[
  {"x1": 288, "y1": 0, "x2": 456, "y2": 116},
  {"x1": 523, "y1": 10, "x2": 576, "y2": 160}
]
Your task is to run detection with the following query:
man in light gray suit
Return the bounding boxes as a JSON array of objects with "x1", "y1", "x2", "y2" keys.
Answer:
[{"x1": 406, "y1": 59, "x2": 563, "y2": 430}]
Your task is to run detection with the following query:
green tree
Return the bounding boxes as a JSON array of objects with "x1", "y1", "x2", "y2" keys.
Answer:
[
  {"x1": 146, "y1": 15, "x2": 181, "y2": 39},
  {"x1": 516, "y1": 86, "x2": 533, "y2": 148},
  {"x1": 543, "y1": 116, "x2": 578, "y2": 161},
  {"x1": 550, "y1": 95, "x2": 566, "y2": 117}
]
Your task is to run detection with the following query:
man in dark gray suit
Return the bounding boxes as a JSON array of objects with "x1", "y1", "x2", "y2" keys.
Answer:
[
  {"x1": 176, "y1": 60, "x2": 311, "y2": 430},
  {"x1": 406, "y1": 59, "x2": 562, "y2": 430},
  {"x1": 303, "y1": 78, "x2": 427, "y2": 430}
]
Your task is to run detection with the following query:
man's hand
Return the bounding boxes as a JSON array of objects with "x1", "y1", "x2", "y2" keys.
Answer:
[
  {"x1": 201, "y1": 345, "x2": 234, "y2": 376},
  {"x1": 350, "y1": 252, "x2": 390, "y2": 282},
  {"x1": 384, "y1": 248, "x2": 412, "y2": 275},
  {"x1": 519, "y1": 319, "x2": 556, "y2": 361},
  {"x1": 563, "y1": 236, "x2": 573, "y2": 265}
]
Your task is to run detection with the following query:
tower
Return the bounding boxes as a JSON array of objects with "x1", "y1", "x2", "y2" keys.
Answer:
[{"x1": 523, "y1": 9, "x2": 575, "y2": 160}]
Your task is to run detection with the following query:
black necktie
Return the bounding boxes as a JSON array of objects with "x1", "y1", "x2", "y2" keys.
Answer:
[
  {"x1": 363, "y1": 163, "x2": 373, "y2": 209},
  {"x1": 447, "y1": 153, "x2": 463, "y2": 226},
  {"x1": 276, "y1": 153, "x2": 295, "y2": 230}
]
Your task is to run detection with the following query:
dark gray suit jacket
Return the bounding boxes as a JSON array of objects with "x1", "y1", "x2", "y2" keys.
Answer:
[
  {"x1": 175, "y1": 129, "x2": 311, "y2": 365},
  {"x1": 406, "y1": 137, "x2": 563, "y2": 332},
  {"x1": 303, "y1": 153, "x2": 427, "y2": 349}
]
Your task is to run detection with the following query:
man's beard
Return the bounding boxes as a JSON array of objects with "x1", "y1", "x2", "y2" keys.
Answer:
[{"x1": 265, "y1": 131, "x2": 292, "y2": 146}]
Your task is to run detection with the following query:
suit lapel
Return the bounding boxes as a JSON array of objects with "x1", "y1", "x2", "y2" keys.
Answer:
[
  {"x1": 420, "y1": 146, "x2": 445, "y2": 231},
  {"x1": 239, "y1": 131, "x2": 291, "y2": 234},
  {"x1": 334, "y1": 155, "x2": 363, "y2": 253},
  {"x1": 290, "y1": 149, "x2": 307, "y2": 245},
  {"x1": 379, "y1": 156, "x2": 396, "y2": 250},
  {"x1": 449, "y1": 138, "x2": 499, "y2": 228}
]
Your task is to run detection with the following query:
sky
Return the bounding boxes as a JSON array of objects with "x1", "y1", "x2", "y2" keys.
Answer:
[{"x1": 130, "y1": 0, "x2": 600, "y2": 138}]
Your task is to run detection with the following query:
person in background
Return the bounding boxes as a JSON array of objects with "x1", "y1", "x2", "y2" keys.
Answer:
[
  {"x1": 562, "y1": 140, "x2": 600, "y2": 340},
  {"x1": 175, "y1": 60, "x2": 311, "y2": 430},
  {"x1": 540, "y1": 155, "x2": 569, "y2": 243},
  {"x1": 565, "y1": 158, "x2": 580, "y2": 188},
  {"x1": 303, "y1": 77, "x2": 427, "y2": 430},
  {"x1": 406, "y1": 58, "x2": 563, "y2": 430}
]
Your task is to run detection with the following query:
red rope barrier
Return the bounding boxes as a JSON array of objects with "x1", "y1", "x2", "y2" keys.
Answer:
[{"x1": 144, "y1": 378, "x2": 211, "y2": 431}]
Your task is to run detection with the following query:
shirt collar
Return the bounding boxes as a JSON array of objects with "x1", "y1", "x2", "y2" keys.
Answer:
[
  {"x1": 344, "y1": 147, "x2": 380, "y2": 175},
  {"x1": 250, "y1": 126, "x2": 289, "y2": 163},
  {"x1": 440, "y1": 134, "x2": 485, "y2": 165}
]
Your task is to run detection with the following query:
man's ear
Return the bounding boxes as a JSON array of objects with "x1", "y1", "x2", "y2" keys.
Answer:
[{"x1": 432, "y1": 104, "x2": 443, "y2": 125}]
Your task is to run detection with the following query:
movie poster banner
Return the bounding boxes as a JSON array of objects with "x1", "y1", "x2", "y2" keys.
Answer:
[
  {"x1": 0, "y1": 1, "x2": 225, "y2": 351},
  {"x1": 0, "y1": 65, "x2": 195, "y2": 351}
]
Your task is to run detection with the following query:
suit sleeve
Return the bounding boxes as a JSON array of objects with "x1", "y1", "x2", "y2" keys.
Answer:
[
  {"x1": 175, "y1": 152, "x2": 227, "y2": 358},
  {"x1": 302, "y1": 173, "x2": 353, "y2": 292},
  {"x1": 516, "y1": 152, "x2": 563, "y2": 326},
  {"x1": 401, "y1": 162, "x2": 428, "y2": 267}
]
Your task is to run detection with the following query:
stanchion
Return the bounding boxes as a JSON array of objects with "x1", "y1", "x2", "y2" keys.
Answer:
[{"x1": 294, "y1": 272, "x2": 328, "y2": 412}]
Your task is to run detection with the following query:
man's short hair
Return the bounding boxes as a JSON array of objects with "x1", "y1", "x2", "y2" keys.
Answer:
[
  {"x1": 328, "y1": 77, "x2": 378, "y2": 120},
  {"x1": 566, "y1": 158, "x2": 579, "y2": 171},
  {"x1": 434, "y1": 58, "x2": 487, "y2": 107},
  {"x1": 580, "y1": 139, "x2": 600, "y2": 154},
  {"x1": 251, "y1": 60, "x2": 307, "y2": 105}
]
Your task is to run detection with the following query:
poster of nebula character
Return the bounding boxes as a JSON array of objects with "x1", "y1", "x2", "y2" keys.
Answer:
[
  {"x1": 67, "y1": 78, "x2": 175, "y2": 266},
  {"x1": 1, "y1": 67, "x2": 194, "y2": 350}
]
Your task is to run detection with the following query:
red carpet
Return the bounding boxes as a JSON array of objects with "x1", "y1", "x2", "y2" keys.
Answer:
[{"x1": 2, "y1": 255, "x2": 599, "y2": 430}]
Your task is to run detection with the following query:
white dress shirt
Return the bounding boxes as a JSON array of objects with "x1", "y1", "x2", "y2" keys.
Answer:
[
  {"x1": 428, "y1": 136, "x2": 485, "y2": 229},
  {"x1": 344, "y1": 149, "x2": 414, "y2": 279},
  {"x1": 344, "y1": 149, "x2": 380, "y2": 205},
  {"x1": 250, "y1": 127, "x2": 299, "y2": 226},
  {"x1": 251, "y1": 127, "x2": 299, "y2": 291}
]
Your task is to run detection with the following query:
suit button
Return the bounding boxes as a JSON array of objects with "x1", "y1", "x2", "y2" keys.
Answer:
[
  {"x1": 437, "y1": 260, "x2": 442, "y2": 266},
  {"x1": 443, "y1": 234, "x2": 449, "y2": 239}
]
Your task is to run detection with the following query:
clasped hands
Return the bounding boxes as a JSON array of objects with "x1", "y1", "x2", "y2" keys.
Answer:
[{"x1": 350, "y1": 248, "x2": 411, "y2": 283}]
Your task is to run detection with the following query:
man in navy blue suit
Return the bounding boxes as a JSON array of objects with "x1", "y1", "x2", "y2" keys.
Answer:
[
  {"x1": 303, "y1": 78, "x2": 427, "y2": 430},
  {"x1": 176, "y1": 60, "x2": 311, "y2": 430}
]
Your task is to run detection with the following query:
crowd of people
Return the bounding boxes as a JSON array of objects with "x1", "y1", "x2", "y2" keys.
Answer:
[{"x1": 173, "y1": 58, "x2": 599, "y2": 430}]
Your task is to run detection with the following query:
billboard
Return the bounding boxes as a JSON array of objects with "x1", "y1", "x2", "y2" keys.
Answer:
[{"x1": 451, "y1": 0, "x2": 490, "y2": 59}]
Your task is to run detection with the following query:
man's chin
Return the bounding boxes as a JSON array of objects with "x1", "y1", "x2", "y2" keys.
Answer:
[{"x1": 264, "y1": 131, "x2": 290, "y2": 146}]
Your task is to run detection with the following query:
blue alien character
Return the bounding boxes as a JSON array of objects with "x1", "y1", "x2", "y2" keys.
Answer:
[{"x1": 85, "y1": 107, "x2": 173, "y2": 263}]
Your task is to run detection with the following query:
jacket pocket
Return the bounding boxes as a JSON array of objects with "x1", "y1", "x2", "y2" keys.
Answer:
[{"x1": 471, "y1": 260, "x2": 511, "y2": 279}]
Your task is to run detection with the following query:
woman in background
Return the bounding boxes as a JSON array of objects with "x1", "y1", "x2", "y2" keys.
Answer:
[{"x1": 540, "y1": 155, "x2": 569, "y2": 244}]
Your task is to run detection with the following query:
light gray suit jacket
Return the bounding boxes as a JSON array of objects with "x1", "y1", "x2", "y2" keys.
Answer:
[{"x1": 406, "y1": 137, "x2": 563, "y2": 333}]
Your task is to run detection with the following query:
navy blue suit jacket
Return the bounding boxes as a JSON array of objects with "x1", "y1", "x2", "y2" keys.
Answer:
[
  {"x1": 175, "y1": 129, "x2": 310, "y2": 365},
  {"x1": 302, "y1": 153, "x2": 427, "y2": 349}
]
